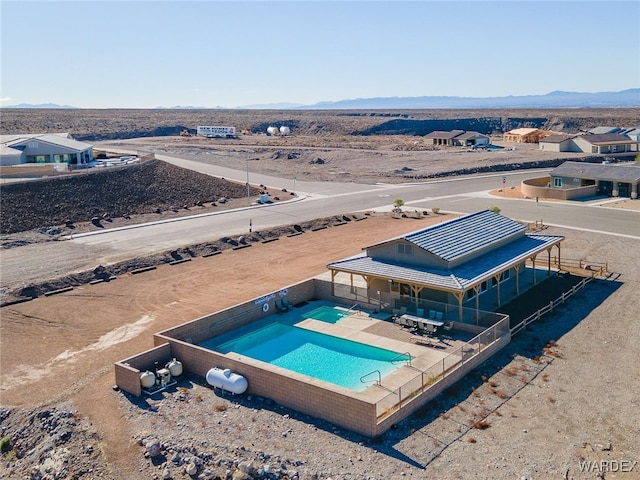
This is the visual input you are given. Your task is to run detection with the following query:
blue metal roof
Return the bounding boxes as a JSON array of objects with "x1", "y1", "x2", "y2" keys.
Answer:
[
  {"x1": 401, "y1": 210, "x2": 526, "y2": 262},
  {"x1": 328, "y1": 234, "x2": 564, "y2": 292}
]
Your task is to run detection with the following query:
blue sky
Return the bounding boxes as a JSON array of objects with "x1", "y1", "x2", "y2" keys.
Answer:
[{"x1": 1, "y1": 1, "x2": 639, "y2": 108}]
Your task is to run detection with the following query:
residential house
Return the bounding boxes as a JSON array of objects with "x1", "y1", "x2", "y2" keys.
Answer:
[
  {"x1": 0, "y1": 133, "x2": 94, "y2": 167},
  {"x1": 549, "y1": 161, "x2": 640, "y2": 199},
  {"x1": 423, "y1": 130, "x2": 490, "y2": 147}
]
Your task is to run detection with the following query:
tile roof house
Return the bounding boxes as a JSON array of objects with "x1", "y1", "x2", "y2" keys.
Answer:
[{"x1": 327, "y1": 210, "x2": 564, "y2": 320}]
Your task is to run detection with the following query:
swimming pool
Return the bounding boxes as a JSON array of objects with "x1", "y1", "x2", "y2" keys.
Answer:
[
  {"x1": 202, "y1": 323, "x2": 410, "y2": 392},
  {"x1": 303, "y1": 305, "x2": 352, "y2": 324}
]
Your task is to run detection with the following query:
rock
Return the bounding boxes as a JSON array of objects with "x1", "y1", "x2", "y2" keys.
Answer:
[
  {"x1": 162, "y1": 466, "x2": 172, "y2": 479},
  {"x1": 145, "y1": 438, "x2": 162, "y2": 457},
  {"x1": 185, "y1": 462, "x2": 198, "y2": 476},
  {"x1": 237, "y1": 460, "x2": 257, "y2": 476},
  {"x1": 232, "y1": 470, "x2": 252, "y2": 480}
]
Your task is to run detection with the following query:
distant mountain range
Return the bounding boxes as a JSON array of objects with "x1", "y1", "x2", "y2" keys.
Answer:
[
  {"x1": 3, "y1": 103, "x2": 77, "y2": 109},
  {"x1": 298, "y1": 89, "x2": 640, "y2": 110},
  {"x1": 4, "y1": 89, "x2": 639, "y2": 110}
]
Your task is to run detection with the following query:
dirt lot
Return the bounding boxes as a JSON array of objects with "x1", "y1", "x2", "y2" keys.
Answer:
[
  {"x1": 99, "y1": 134, "x2": 593, "y2": 185},
  {"x1": 1, "y1": 211, "x2": 639, "y2": 479}
]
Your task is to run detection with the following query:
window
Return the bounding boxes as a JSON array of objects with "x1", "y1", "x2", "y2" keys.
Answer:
[
  {"x1": 553, "y1": 177, "x2": 562, "y2": 187},
  {"x1": 500, "y1": 270, "x2": 510, "y2": 282},
  {"x1": 466, "y1": 290, "x2": 475, "y2": 301},
  {"x1": 480, "y1": 281, "x2": 488, "y2": 293},
  {"x1": 398, "y1": 243, "x2": 412, "y2": 255}
]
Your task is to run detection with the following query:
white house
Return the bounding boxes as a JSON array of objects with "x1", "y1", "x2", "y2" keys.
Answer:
[{"x1": 0, "y1": 133, "x2": 94, "y2": 167}]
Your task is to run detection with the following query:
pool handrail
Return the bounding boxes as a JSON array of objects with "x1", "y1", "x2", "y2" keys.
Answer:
[
  {"x1": 360, "y1": 370, "x2": 382, "y2": 386},
  {"x1": 390, "y1": 351, "x2": 412, "y2": 367}
]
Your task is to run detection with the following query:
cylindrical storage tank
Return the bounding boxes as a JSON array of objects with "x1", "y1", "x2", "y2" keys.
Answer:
[
  {"x1": 279, "y1": 126, "x2": 290, "y2": 135},
  {"x1": 166, "y1": 358, "x2": 183, "y2": 377},
  {"x1": 267, "y1": 126, "x2": 278, "y2": 136},
  {"x1": 206, "y1": 368, "x2": 248, "y2": 394},
  {"x1": 140, "y1": 371, "x2": 156, "y2": 389}
]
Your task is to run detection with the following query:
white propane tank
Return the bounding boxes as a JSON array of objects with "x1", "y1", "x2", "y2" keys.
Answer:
[
  {"x1": 140, "y1": 371, "x2": 156, "y2": 389},
  {"x1": 166, "y1": 358, "x2": 183, "y2": 377},
  {"x1": 206, "y1": 367, "x2": 248, "y2": 394},
  {"x1": 279, "y1": 126, "x2": 290, "y2": 135},
  {"x1": 267, "y1": 126, "x2": 278, "y2": 136}
]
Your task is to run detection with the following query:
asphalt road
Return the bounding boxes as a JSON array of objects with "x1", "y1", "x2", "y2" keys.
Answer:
[{"x1": 1, "y1": 154, "x2": 638, "y2": 294}]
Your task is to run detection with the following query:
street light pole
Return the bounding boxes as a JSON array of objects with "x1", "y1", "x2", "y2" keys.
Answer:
[{"x1": 246, "y1": 160, "x2": 250, "y2": 206}]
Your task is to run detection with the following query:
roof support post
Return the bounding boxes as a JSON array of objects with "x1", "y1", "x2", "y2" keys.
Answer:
[
  {"x1": 452, "y1": 292, "x2": 465, "y2": 322},
  {"x1": 330, "y1": 269, "x2": 337, "y2": 296},
  {"x1": 474, "y1": 285, "x2": 480, "y2": 323},
  {"x1": 514, "y1": 263, "x2": 521, "y2": 296},
  {"x1": 493, "y1": 273, "x2": 502, "y2": 307},
  {"x1": 530, "y1": 254, "x2": 538, "y2": 285},
  {"x1": 410, "y1": 285, "x2": 423, "y2": 309}
]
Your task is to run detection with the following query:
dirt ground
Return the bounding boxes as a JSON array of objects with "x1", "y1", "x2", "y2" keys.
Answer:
[
  {"x1": 1, "y1": 208, "x2": 639, "y2": 479},
  {"x1": 98, "y1": 135, "x2": 592, "y2": 185}
]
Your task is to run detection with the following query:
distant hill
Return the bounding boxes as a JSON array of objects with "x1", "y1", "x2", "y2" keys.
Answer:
[{"x1": 301, "y1": 89, "x2": 640, "y2": 110}]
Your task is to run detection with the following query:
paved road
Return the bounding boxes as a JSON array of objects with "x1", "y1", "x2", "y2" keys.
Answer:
[{"x1": 2, "y1": 153, "x2": 639, "y2": 294}]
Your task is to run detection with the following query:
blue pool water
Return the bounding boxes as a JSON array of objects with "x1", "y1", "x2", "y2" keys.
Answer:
[
  {"x1": 204, "y1": 323, "x2": 409, "y2": 391},
  {"x1": 303, "y1": 306, "x2": 352, "y2": 324}
]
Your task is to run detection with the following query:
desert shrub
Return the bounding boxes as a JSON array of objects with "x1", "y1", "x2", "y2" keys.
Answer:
[{"x1": 0, "y1": 436, "x2": 10, "y2": 453}]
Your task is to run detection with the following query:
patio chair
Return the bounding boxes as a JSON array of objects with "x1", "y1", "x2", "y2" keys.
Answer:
[
  {"x1": 416, "y1": 308, "x2": 424, "y2": 317},
  {"x1": 435, "y1": 311, "x2": 443, "y2": 321},
  {"x1": 428, "y1": 310, "x2": 437, "y2": 319},
  {"x1": 281, "y1": 296, "x2": 294, "y2": 310},
  {"x1": 274, "y1": 298, "x2": 288, "y2": 312}
]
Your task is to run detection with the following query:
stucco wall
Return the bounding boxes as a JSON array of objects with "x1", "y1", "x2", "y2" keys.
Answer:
[{"x1": 521, "y1": 177, "x2": 598, "y2": 200}]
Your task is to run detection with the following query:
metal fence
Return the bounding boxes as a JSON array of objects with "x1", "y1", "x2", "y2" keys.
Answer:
[
  {"x1": 332, "y1": 283, "x2": 507, "y2": 328},
  {"x1": 510, "y1": 275, "x2": 593, "y2": 336},
  {"x1": 374, "y1": 315, "x2": 511, "y2": 419}
]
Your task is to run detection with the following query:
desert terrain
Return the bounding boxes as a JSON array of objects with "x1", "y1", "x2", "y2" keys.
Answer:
[{"x1": 1, "y1": 109, "x2": 639, "y2": 480}]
